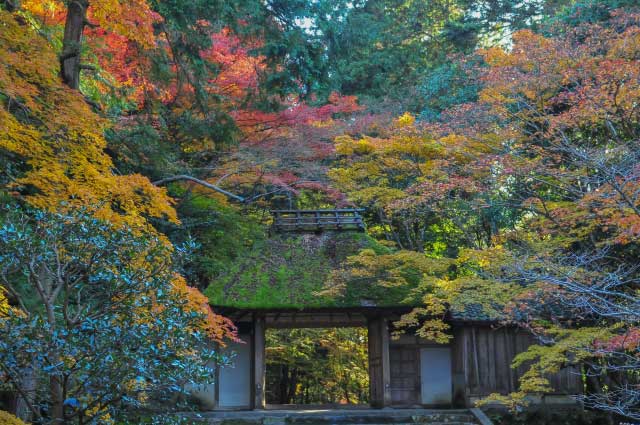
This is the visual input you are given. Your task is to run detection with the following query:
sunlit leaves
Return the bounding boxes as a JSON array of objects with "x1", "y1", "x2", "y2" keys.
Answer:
[{"x1": 0, "y1": 11, "x2": 176, "y2": 228}]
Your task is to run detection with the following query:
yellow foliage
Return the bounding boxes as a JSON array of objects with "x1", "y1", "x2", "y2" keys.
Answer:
[
  {"x1": 0, "y1": 287, "x2": 8, "y2": 317},
  {"x1": 83, "y1": 405, "x2": 114, "y2": 425},
  {"x1": 22, "y1": 0, "x2": 158, "y2": 48},
  {"x1": 0, "y1": 12, "x2": 227, "y2": 342},
  {"x1": 477, "y1": 392, "x2": 529, "y2": 410},
  {"x1": 0, "y1": 11, "x2": 176, "y2": 229},
  {"x1": 395, "y1": 112, "x2": 415, "y2": 127},
  {"x1": 480, "y1": 46, "x2": 512, "y2": 66},
  {"x1": 88, "y1": 0, "x2": 159, "y2": 48},
  {"x1": 0, "y1": 410, "x2": 28, "y2": 425},
  {"x1": 22, "y1": 0, "x2": 63, "y2": 18},
  {"x1": 171, "y1": 275, "x2": 237, "y2": 343},
  {"x1": 334, "y1": 135, "x2": 376, "y2": 155}
]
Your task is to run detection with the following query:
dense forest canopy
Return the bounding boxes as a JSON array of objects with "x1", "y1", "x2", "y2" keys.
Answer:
[{"x1": 1, "y1": 0, "x2": 640, "y2": 423}]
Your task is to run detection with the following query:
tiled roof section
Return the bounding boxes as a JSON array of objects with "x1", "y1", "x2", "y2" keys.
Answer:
[{"x1": 449, "y1": 303, "x2": 501, "y2": 322}]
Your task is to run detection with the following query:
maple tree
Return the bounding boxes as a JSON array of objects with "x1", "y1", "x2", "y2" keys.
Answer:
[
  {"x1": 3, "y1": 0, "x2": 640, "y2": 422},
  {"x1": 19, "y1": 0, "x2": 158, "y2": 90},
  {"x1": 0, "y1": 9, "x2": 175, "y2": 229},
  {"x1": 0, "y1": 7, "x2": 235, "y2": 423},
  {"x1": 469, "y1": 11, "x2": 640, "y2": 417},
  {"x1": 327, "y1": 7, "x2": 640, "y2": 420}
]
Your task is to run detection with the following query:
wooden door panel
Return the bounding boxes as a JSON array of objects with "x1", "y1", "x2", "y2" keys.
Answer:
[{"x1": 389, "y1": 347, "x2": 420, "y2": 405}]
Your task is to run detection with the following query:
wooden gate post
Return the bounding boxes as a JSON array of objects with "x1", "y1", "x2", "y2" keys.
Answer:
[
  {"x1": 368, "y1": 316, "x2": 391, "y2": 408},
  {"x1": 252, "y1": 314, "x2": 266, "y2": 409}
]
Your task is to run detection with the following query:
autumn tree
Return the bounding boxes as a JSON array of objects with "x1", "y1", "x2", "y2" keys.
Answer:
[
  {"x1": 0, "y1": 8, "x2": 175, "y2": 228},
  {"x1": 327, "y1": 6, "x2": 640, "y2": 420},
  {"x1": 467, "y1": 10, "x2": 640, "y2": 418},
  {"x1": 0, "y1": 8, "x2": 237, "y2": 422}
]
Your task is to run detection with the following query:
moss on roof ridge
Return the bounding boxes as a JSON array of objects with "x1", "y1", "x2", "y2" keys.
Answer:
[{"x1": 204, "y1": 231, "x2": 405, "y2": 309}]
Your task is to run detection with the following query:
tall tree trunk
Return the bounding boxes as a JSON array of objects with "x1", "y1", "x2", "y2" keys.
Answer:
[
  {"x1": 60, "y1": 0, "x2": 88, "y2": 89},
  {"x1": 40, "y1": 265, "x2": 65, "y2": 424}
]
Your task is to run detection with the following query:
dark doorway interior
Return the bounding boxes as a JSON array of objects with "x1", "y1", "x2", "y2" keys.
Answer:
[{"x1": 265, "y1": 328, "x2": 369, "y2": 406}]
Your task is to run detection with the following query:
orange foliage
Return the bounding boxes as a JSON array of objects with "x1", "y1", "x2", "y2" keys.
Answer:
[
  {"x1": 0, "y1": 10, "x2": 176, "y2": 228},
  {"x1": 173, "y1": 276, "x2": 238, "y2": 344},
  {"x1": 22, "y1": 0, "x2": 159, "y2": 47}
]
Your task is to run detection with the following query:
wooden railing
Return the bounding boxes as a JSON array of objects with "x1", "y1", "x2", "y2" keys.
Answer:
[{"x1": 271, "y1": 209, "x2": 365, "y2": 233}]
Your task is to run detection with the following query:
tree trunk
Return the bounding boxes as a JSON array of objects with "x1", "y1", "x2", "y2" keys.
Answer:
[
  {"x1": 60, "y1": 0, "x2": 88, "y2": 89},
  {"x1": 50, "y1": 374, "x2": 65, "y2": 424},
  {"x1": 278, "y1": 365, "x2": 288, "y2": 404}
]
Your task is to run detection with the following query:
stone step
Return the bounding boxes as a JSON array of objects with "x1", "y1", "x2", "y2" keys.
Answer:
[
  {"x1": 177, "y1": 409, "x2": 483, "y2": 425},
  {"x1": 289, "y1": 418, "x2": 476, "y2": 424},
  {"x1": 302, "y1": 418, "x2": 478, "y2": 425},
  {"x1": 191, "y1": 416, "x2": 479, "y2": 425},
  {"x1": 287, "y1": 414, "x2": 476, "y2": 424},
  {"x1": 194, "y1": 417, "x2": 478, "y2": 425}
]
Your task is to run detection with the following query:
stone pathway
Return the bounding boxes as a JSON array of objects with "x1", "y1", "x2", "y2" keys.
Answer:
[{"x1": 174, "y1": 408, "x2": 492, "y2": 425}]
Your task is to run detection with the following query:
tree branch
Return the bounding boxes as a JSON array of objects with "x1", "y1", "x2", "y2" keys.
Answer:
[
  {"x1": 83, "y1": 19, "x2": 99, "y2": 29},
  {"x1": 152, "y1": 175, "x2": 245, "y2": 203},
  {"x1": 59, "y1": 48, "x2": 80, "y2": 62}
]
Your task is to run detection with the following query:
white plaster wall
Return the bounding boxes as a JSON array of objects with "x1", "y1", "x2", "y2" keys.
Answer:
[
  {"x1": 420, "y1": 347, "x2": 452, "y2": 405},
  {"x1": 219, "y1": 335, "x2": 252, "y2": 408}
]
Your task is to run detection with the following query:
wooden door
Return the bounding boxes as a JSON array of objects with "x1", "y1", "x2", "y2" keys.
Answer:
[
  {"x1": 368, "y1": 317, "x2": 390, "y2": 407},
  {"x1": 390, "y1": 346, "x2": 420, "y2": 406}
]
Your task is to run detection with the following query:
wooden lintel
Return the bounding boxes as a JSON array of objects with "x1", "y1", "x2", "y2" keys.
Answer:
[{"x1": 235, "y1": 311, "x2": 248, "y2": 322}]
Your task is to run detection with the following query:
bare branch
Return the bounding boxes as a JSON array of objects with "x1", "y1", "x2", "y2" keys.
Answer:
[{"x1": 152, "y1": 174, "x2": 246, "y2": 202}]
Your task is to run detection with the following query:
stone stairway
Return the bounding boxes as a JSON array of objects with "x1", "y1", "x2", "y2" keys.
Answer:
[{"x1": 178, "y1": 408, "x2": 491, "y2": 425}]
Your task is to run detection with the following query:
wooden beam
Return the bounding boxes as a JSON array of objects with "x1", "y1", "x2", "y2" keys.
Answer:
[
  {"x1": 214, "y1": 341, "x2": 220, "y2": 409},
  {"x1": 252, "y1": 315, "x2": 266, "y2": 409},
  {"x1": 381, "y1": 318, "x2": 392, "y2": 407},
  {"x1": 368, "y1": 317, "x2": 391, "y2": 408}
]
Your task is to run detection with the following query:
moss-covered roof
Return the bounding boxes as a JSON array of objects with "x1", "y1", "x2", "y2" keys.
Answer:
[
  {"x1": 204, "y1": 232, "x2": 415, "y2": 309},
  {"x1": 204, "y1": 231, "x2": 499, "y2": 323}
]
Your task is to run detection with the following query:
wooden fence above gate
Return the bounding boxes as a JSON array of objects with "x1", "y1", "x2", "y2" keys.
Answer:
[{"x1": 271, "y1": 209, "x2": 365, "y2": 233}]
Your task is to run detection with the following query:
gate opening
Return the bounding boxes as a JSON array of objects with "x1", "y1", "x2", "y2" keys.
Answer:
[{"x1": 265, "y1": 328, "x2": 369, "y2": 407}]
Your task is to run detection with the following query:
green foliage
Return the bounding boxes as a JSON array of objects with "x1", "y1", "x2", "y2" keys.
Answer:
[
  {"x1": 266, "y1": 328, "x2": 369, "y2": 405},
  {"x1": 489, "y1": 409, "x2": 612, "y2": 425},
  {"x1": 160, "y1": 190, "x2": 265, "y2": 290},
  {"x1": 417, "y1": 60, "x2": 480, "y2": 122},
  {"x1": 0, "y1": 207, "x2": 222, "y2": 424},
  {"x1": 205, "y1": 232, "x2": 392, "y2": 308},
  {"x1": 551, "y1": 0, "x2": 640, "y2": 26},
  {"x1": 317, "y1": 0, "x2": 467, "y2": 108}
]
